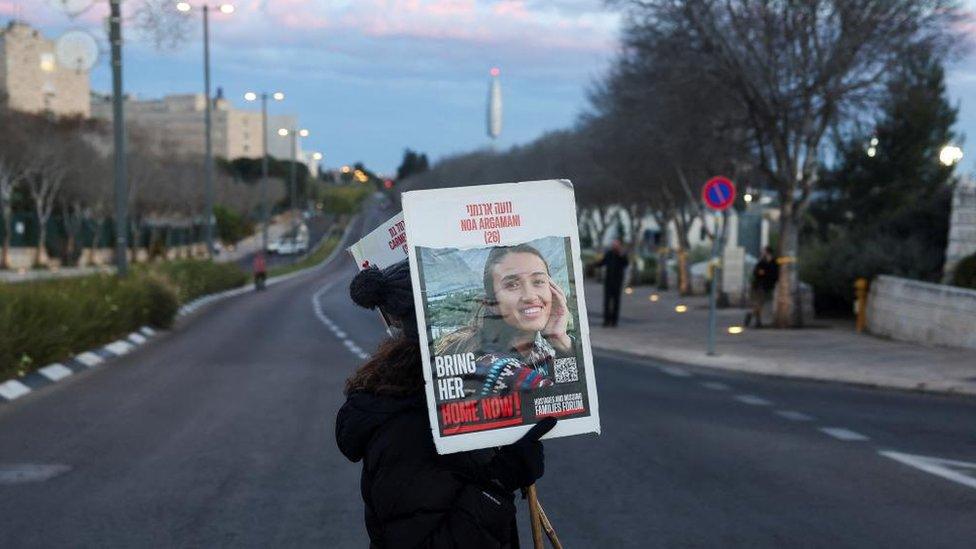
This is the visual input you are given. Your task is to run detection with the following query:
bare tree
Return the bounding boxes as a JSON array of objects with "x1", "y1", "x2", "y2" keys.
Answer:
[
  {"x1": 617, "y1": 0, "x2": 966, "y2": 325},
  {"x1": 584, "y1": 22, "x2": 749, "y2": 293},
  {"x1": 0, "y1": 157, "x2": 24, "y2": 269},
  {"x1": 25, "y1": 123, "x2": 79, "y2": 266}
]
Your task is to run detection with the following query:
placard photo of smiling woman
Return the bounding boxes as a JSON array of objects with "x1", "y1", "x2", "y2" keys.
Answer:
[{"x1": 403, "y1": 180, "x2": 600, "y2": 454}]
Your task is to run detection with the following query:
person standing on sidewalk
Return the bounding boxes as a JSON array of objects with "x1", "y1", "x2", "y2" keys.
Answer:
[
  {"x1": 253, "y1": 251, "x2": 267, "y2": 291},
  {"x1": 745, "y1": 246, "x2": 778, "y2": 328},
  {"x1": 595, "y1": 239, "x2": 629, "y2": 327}
]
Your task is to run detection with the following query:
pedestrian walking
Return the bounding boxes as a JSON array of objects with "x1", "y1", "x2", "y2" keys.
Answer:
[
  {"x1": 594, "y1": 239, "x2": 629, "y2": 327},
  {"x1": 337, "y1": 260, "x2": 556, "y2": 548},
  {"x1": 253, "y1": 251, "x2": 267, "y2": 291},
  {"x1": 745, "y1": 246, "x2": 778, "y2": 328}
]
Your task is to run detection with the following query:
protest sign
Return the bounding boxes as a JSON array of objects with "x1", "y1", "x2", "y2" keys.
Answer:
[
  {"x1": 403, "y1": 180, "x2": 600, "y2": 454},
  {"x1": 347, "y1": 212, "x2": 408, "y2": 331},
  {"x1": 346, "y1": 211, "x2": 407, "y2": 271}
]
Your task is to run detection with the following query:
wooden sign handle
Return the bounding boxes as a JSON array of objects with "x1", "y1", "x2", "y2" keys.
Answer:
[
  {"x1": 537, "y1": 499, "x2": 563, "y2": 549},
  {"x1": 527, "y1": 484, "x2": 545, "y2": 549}
]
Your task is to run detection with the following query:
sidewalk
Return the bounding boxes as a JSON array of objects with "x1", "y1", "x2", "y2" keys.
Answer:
[{"x1": 584, "y1": 281, "x2": 976, "y2": 396}]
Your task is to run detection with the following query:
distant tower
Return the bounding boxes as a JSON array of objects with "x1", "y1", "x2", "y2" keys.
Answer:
[{"x1": 487, "y1": 67, "x2": 502, "y2": 140}]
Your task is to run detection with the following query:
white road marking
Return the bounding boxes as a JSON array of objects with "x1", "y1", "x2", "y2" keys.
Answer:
[
  {"x1": 819, "y1": 427, "x2": 869, "y2": 441},
  {"x1": 661, "y1": 366, "x2": 692, "y2": 378},
  {"x1": 38, "y1": 363, "x2": 73, "y2": 382},
  {"x1": 104, "y1": 340, "x2": 134, "y2": 356},
  {"x1": 775, "y1": 410, "x2": 814, "y2": 421},
  {"x1": 0, "y1": 380, "x2": 31, "y2": 400},
  {"x1": 734, "y1": 394, "x2": 772, "y2": 406},
  {"x1": 701, "y1": 381, "x2": 730, "y2": 391},
  {"x1": 75, "y1": 352, "x2": 103, "y2": 367},
  {"x1": 128, "y1": 332, "x2": 147, "y2": 345},
  {"x1": 140, "y1": 326, "x2": 156, "y2": 337},
  {"x1": 0, "y1": 463, "x2": 72, "y2": 484},
  {"x1": 312, "y1": 277, "x2": 368, "y2": 361},
  {"x1": 879, "y1": 451, "x2": 976, "y2": 491}
]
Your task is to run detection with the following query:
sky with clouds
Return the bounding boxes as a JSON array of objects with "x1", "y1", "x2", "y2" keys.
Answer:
[{"x1": 2, "y1": 0, "x2": 976, "y2": 175}]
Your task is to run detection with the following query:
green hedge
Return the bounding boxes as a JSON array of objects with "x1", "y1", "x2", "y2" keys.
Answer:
[
  {"x1": 144, "y1": 260, "x2": 248, "y2": 303},
  {"x1": 952, "y1": 253, "x2": 976, "y2": 290},
  {"x1": 0, "y1": 260, "x2": 246, "y2": 380},
  {"x1": 214, "y1": 205, "x2": 255, "y2": 245},
  {"x1": 321, "y1": 185, "x2": 371, "y2": 215}
]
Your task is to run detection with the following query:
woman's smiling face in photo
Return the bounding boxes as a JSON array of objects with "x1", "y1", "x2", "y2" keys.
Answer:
[{"x1": 490, "y1": 252, "x2": 552, "y2": 333}]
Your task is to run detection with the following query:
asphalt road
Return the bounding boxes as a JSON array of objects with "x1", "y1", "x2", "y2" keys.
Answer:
[{"x1": 1, "y1": 199, "x2": 975, "y2": 548}]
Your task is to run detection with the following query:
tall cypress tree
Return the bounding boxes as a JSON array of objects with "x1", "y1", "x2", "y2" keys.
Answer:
[{"x1": 803, "y1": 49, "x2": 959, "y2": 313}]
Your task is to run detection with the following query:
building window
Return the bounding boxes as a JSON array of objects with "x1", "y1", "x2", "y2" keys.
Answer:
[{"x1": 39, "y1": 53, "x2": 56, "y2": 73}]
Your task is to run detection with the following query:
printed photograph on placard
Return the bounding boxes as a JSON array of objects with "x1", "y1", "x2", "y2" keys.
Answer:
[{"x1": 415, "y1": 235, "x2": 590, "y2": 437}]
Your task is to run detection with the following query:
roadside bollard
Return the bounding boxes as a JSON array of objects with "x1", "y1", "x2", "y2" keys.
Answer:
[{"x1": 854, "y1": 278, "x2": 868, "y2": 333}]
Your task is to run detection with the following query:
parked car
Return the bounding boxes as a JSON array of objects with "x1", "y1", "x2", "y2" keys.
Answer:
[
  {"x1": 277, "y1": 239, "x2": 300, "y2": 255},
  {"x1": 277, "y1": 238, "x2": 308, "y2": 256}
]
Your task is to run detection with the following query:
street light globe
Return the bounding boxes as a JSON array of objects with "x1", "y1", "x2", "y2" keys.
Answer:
[
  {"x1": 312, "y1": 152, "x2": 323, "y2": 161},
  {"x1": 940, "y1": 144, "x2": 963, "y2": 167},
  {"x1": 243, "y1": 91, "x2": 257, "y2": 102},
  {"x1": 277, "y1": 128, "x2": 289, "y2": 137},
  {"x1": 176, "y1": 2, "x2": 191, "y2": 12},
  {"x1": 299, "y1": 129, "x2": 310, "y2": 137},
  {"x1": 743, "y1": 193, "x2": 753, "y2": 203},
  {"x1": 272, "y1": 92, "x2": 285, "y2": 101},
  {"x1": 219, "y1": 3, "x2": 235, "y2": 14}
]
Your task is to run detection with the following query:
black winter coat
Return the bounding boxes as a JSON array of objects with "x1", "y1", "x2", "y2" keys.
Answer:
[{"x1": 336, "y1": 392, "x2": 520, "y2": 549}]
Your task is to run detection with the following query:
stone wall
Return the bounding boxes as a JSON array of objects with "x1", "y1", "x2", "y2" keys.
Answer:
[
  {"x1": 1, "y1": 245, "x2": 209, "y2": 272},
  {"x1": 867, "y1": 275, "x2": 976, "y2": 349}
]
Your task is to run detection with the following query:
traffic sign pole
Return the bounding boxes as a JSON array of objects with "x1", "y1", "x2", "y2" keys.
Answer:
[
  {"x1": 707, "y1": 212, "x2": 721, "y2": 356},
  {"x1": 701, "y1": 177, "x2": 736, "y2": 357}
]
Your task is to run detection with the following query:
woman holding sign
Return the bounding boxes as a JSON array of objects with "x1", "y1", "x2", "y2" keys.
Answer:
[
  {"x1": 435, "y1": 244, "x2": 575, "y2": 397},
  {"x1": 336, "y1": 261, "x2": 556, "y2": 548}
]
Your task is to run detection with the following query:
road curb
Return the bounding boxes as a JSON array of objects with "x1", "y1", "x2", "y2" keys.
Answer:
[
  {"x1": 0, "y1": 327, "x2": 159, "y2": 404},
  {"x1": 0, "y1": 217, "x2": 360, "y2": 405}
]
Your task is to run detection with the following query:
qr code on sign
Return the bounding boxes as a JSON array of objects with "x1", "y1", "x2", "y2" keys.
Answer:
[{"x1": 554, "y1": 358, "x2": 578, "y2": 383}]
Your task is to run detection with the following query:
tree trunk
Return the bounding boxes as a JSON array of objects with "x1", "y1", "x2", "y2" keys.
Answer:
[
  {"x1": 774, "y1": 212, "x2": 799, "y2": 328},
  {"x1": 1, "y1": 204, "x2": 11, "y2": 270},
  {"x1": 657, "y1": 246, "x2": 669, "y2": 290},
  {"x1": 129, "y1": 219, "x2": 141, "y2": 263},
  {"x1": 87, "y1": 217, "x2": 104, "y2": 266},
  {"x1": 34, "y1": 222, "x2": 47, "y2": 267}
]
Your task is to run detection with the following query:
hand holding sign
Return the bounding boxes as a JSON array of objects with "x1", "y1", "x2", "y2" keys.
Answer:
[{"x1": 489, "y1": 417, "x2": 558, "y2": 491}]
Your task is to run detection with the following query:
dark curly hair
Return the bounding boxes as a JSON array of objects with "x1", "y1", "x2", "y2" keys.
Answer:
[{"x1": 345, "y1": 337, "x2": 424, "y2": 396}]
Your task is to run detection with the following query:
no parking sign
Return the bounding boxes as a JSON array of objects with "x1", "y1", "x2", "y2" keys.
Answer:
[{"x1": 702, "y1": 176, "x2": 736, "y2": 211}]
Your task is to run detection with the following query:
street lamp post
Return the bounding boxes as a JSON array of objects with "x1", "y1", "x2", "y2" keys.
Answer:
[
  {"x1": 278, "y1": 127, "x2": 309, "y2": 229},
  {"x1": 244, "y1": 91, "x2": 284, "y2": 252},
  {"x1": 177, "y1": 1, "x2": 234, "y2": 257},
  {"x1": 109, "y1": 0, "x2": 128, "y2": 275}
]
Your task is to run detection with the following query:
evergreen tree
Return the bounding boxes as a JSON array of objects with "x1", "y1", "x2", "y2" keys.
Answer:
[
  {"x1": 803, "y1": 49, "x2": 959, "y2": 313},
  {"x1": 396, "y1": 149, "x2": 429, "y2": 180}
]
